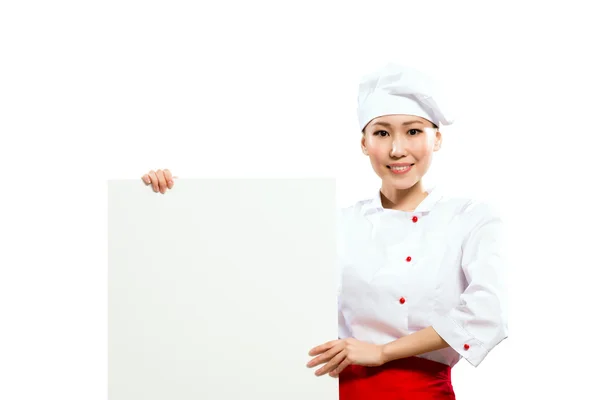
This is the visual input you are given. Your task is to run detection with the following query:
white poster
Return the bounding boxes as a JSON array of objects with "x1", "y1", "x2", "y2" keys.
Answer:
[{"x1": 107, "y1": 178, "x2": 339, "y2": 399}]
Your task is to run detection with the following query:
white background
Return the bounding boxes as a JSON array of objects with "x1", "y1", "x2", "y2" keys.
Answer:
[{"x1": 1, "y1": 1, "x2": 599, "y2": 398}]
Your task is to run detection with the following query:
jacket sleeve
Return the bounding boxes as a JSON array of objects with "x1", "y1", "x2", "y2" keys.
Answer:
[{"x1": 431, "y1": 201, "x2": 509, "y2": 367}]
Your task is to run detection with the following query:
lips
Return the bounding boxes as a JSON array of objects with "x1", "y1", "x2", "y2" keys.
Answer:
[{"x1": 387, "y1": 163, "x2": 414, "y2": 174}]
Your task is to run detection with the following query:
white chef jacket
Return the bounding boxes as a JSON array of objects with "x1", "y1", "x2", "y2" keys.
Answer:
[{"x1": 337, "y1": 184, "x2": 508, "y2": 368}]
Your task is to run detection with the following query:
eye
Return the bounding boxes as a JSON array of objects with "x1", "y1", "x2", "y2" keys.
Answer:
[
  {"x1": 408, "y1": 129, "x2": 422, "y2": 136},
  {"x1": 374, "y1": 130, "x2": 389, "y2": 137}
]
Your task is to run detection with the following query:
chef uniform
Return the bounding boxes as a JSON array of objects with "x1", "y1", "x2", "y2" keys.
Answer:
[{"x1": 336, "y1": 64, "x2": 508, "y2": 399}]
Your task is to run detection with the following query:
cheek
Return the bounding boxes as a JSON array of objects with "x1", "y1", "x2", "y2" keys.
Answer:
[
  {"x1": 367, "y1": 146, "x2": 388, "y2": 165},
  {"x1": 413, "y1": 141, "x2": 434, "y2": 160},
  {"x1": 365, "y1": 137, "x2": 387, "y2": 159}
]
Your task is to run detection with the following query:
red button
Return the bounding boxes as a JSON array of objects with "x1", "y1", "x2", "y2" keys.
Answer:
[
  {"x1": 463, "y1": 344, "x2": 470, "y2": 350},
  {"x1": 412, "y1": 216, "x2": 418, "y2": 223},
  {"x1": 406, "y1": 256, "x2": 412, "y2": 262},
  {"x1": 399, "y1": 297, "x2": 406, "y2": 304}
]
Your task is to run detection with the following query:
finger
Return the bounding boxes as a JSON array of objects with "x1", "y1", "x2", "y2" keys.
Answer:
[
  {"x1": 329, "y1": 358, "x2": 352, "y2": 377},
  {"x1": 308, "y1": 343, "x2": 344, "y2": 368},
  {"x1": 163, "y1": 169, "x2": 174, "y2": 189},
  {"x1": 309, "y1": 340, "x2": 339, "y2": 356},
  {"x1": 141, "y1": 174, "x2": 151, "y2": 185},
  {"x1": 156, "y1": 169, "x2": 167, "y2": 193},
  {"x1": 307, "y1": 342, "x2": 337, "y2": 364},
  {"x1": 316, "y1": 349, "x2": 347, "y2": 376},
  {"x1": 148, "y1": 171, "x2": 159, "y2": 192}
]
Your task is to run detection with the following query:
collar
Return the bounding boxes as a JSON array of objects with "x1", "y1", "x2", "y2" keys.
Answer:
[{"x1": 361, "y1": 183, "x2": 444, "y2": 216}]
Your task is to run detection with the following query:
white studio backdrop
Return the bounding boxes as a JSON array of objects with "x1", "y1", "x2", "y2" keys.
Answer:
[
  {"x1": 107, "y1": 178, "x2": 338, "y2": 399},
  {"x1": 1, "y1": 1, "x2": 600, "y2": 399}
]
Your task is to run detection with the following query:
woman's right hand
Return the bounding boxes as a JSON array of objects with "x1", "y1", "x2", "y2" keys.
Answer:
[{"x1": 141, "y1": 169, "x2": 175, "y2": 194}]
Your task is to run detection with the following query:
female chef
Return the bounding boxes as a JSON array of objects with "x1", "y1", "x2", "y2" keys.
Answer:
[{"x1": 141, "y1": 63, "x2": 508, "y2": 399}]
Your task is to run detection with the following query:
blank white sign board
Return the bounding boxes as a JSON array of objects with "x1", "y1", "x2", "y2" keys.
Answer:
[{"x1": 107, "y1": 179, "x2": 338, "y2": 399}]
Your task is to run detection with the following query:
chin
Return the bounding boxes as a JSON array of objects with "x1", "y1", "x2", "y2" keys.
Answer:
[
  {"x1": 387, "y1": 181, "x2": 418, "y2": 191},
  {"x1": 381, "y1": 175, "x2": 420, "y2": 191}
]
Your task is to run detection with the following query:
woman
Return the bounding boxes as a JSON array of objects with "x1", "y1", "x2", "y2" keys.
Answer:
[{"x1": 142, "y1": 63, "x2": 508, "y2": 399}]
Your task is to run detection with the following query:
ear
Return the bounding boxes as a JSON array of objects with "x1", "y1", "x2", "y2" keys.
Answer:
[
  {"x1": 433, "y1": 130, "x2": 442, "y2": 151},
  {"x1": 361, "y1": 134, "x2": 369, "y2": 155}
]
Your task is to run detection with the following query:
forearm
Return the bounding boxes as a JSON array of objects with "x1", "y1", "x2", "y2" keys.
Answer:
[{"x1": 381, "y1": 326, "x2": 449, "y2": 363}]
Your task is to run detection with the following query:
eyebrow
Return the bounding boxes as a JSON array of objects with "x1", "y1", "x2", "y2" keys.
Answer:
[{"x1": 372, "y1": 120, "x2": 425, "y2": 128}]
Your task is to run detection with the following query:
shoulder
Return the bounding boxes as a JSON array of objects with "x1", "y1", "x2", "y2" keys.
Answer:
[
  {"x1": 436, "y1": 187, "x2": 504, "y2": 229},
  {"x1": 337, "y1": 196, "x2": 376, "y2": 221},
  {"x1": 436, "y1": 190, "x2": 507, "y2": 256}
]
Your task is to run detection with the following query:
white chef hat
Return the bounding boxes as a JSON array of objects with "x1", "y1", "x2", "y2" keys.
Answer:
[{"x1": 357, "y1": 63, "x2": 454, "y2": 131}]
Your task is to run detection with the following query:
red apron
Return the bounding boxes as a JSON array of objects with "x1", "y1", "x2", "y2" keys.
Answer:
[{"x1": 339, "y1": 356, "x2": 455, "y2": 400}]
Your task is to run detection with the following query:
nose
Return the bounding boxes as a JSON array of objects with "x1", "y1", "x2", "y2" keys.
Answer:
[{"x1": 390, "y1": 136, "x2": 408, "y2": 158}]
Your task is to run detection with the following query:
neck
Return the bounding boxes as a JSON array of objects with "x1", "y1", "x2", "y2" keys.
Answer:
[{"x1": 380, "y1": 181, "x2": 429, "y2": 212}]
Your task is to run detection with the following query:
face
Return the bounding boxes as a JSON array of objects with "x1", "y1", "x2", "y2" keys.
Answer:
[{"x1": 361, "y1": 114, "x2": 442, "y2": 191}]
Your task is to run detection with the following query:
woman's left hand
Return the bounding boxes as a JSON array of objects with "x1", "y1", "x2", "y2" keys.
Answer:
[{"x1": 306, "y1": 338, "x2": 386, "y2": 377}]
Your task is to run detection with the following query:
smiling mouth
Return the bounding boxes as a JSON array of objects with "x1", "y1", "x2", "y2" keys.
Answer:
[
  {"x1": 387, "y1": 164, "x2": 414, "y2": 172},
  {"x1": 386, "y1": 164, "x2": 414, "y2": 175}
]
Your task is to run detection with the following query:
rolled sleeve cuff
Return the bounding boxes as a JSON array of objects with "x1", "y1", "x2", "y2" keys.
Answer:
[{"x1": 431, "y1": 314, "x2": 489, "y2": 367}]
